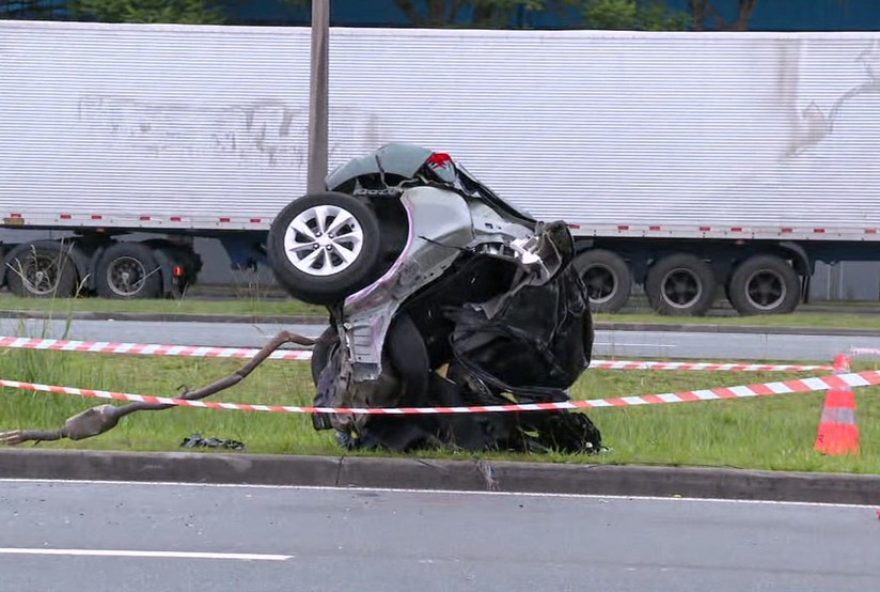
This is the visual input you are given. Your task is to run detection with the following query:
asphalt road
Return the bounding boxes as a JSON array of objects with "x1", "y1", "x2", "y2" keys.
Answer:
[
  {"x1": 1, "y1": 480, "x2": 877, "y2": 592},
  {"x1": 0, "y1": 317, "x2": 876, "y2": 361}
]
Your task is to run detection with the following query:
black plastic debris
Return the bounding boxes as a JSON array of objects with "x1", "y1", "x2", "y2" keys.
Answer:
[{"x1": 180, "y1": 433, "x2": 245, "y2": 451}]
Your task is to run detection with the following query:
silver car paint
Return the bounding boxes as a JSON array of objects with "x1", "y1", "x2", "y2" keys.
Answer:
[{"x1": 339, "y1": 186, "x2": 539, "y2": 382}]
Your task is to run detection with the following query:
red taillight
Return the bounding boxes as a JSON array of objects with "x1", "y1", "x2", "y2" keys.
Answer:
[
  {"x1": 172, "y1": 265, "x2": 185, "y2": 278},
  {"x1": 427, "y1": 152, "x2": 452, "y2": 169}
]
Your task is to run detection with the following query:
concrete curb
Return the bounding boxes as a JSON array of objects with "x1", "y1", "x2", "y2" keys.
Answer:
[
  {"x1": 1, "y1": 449, "x2": 878, "y2": 505},
  {"x1": 1, "y1": 310, "x2": 878, "y2": 337}
]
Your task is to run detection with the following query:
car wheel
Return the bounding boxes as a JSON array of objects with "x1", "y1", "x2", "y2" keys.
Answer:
[
  {"x1": 728, "y1": 255, "x2": 800, "y2": 315},
  {"x1": 645, "y1": 253, "x2": 716, "y2": 316},
  {"x1": 96, "y1": 243, "x2": 162, "y2": 299},
  {"x1": 573, "y1": 249, "x2": 632, "y2": 312},
  {"x1": 268, "y1": 192, "x2": 382, "y2": 305},
  {"x1": 6, "y1": 246, "x2": 77, "y2": 298}
]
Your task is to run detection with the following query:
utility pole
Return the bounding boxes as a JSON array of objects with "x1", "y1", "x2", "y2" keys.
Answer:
[{"x1": 307, "y1": 0, "x2": 330, "y2": 194}]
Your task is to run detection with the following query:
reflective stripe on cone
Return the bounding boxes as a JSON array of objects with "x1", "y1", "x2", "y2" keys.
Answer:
[{"x1": 814, "y1": 354, "x2": 859, "y2": 456}]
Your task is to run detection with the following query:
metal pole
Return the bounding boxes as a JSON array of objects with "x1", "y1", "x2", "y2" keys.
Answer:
[{"x1": 307, "y1": 0, "x2": 330, "y2": 194}]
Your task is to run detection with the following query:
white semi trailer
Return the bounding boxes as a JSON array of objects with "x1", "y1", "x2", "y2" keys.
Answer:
[{"x1": 2, "y1": 20, "x2": 879, "y2": 313}]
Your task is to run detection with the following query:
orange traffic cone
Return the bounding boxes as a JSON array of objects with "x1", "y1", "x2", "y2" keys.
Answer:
[{"x1": 814, "y1": 353, "x2": 859, "y2": 456}]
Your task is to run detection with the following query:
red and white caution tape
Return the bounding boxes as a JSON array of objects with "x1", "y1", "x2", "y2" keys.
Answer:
[
  {"x1": 0, "y1": 336, "x2": 312, "y2": 361},
  {"x1": 588, "y1": 360, "x2": 831, "y2": 372},
  {"x1": 1, "y1": 370, "x2": 878, "y2": 415},
  {"x1": 0, "y1": 336, "x2": 831, "y2": 372}
]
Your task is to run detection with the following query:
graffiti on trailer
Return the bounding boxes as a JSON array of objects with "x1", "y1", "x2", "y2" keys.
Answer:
[
  {"x1": 76, "y1": 96, "x2": 348, "y2": 168},
  {"x1": 788, "y1": 41, "x2": 880, "y2": 157}
]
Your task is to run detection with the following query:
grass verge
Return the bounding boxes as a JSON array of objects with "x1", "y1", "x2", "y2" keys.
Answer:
[
  {"x1": 0, "y1": 349, "x2": 877, "y2": 474},
  {"x1": 0, "y1": 295, "x2": 878, "y2": 332},
  {"x1": 594, "y1": 311, "x2": 880, "y2": 331},
  {"x1": 0, "y1": 294, "x2": 324, "y2": 318}
]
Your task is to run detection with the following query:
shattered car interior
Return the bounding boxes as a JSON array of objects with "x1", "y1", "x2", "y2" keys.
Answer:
[{"x1": 1, "y1": 143, "x2": 603, "y2": 455}]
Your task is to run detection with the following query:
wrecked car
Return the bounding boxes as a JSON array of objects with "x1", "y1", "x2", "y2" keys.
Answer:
[
  {"x1": 267, "y1": 143, "x2": 602, "y2": 453},
  {"x1": 1, "y1": 143, "x2": 602, "y2": 454}
]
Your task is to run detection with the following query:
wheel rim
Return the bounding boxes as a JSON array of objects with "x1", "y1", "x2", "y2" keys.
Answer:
[
  {"x1": 583, "y1": 264, "x2": 617, "y2": 304},
  {"x1": 660, "y1": 268, "x2": 703, "y2": 309},
  {"x1": 283, "y1": 204, "x2": 364, "y2": 277},
  {"x1": 744, "y1": 269, "x2": 786, "y2": 311},
  {"x1": 18, "y1": 254, "x2": 62, "y2": 295},
  {"x1": 107, "y1": 256, "x2": 148, "y2": 297}
]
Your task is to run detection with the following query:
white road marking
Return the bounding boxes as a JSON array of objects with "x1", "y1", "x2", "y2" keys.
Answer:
[
  {"x1": 0, "y1": 478, "x2": 874, "y2": 510},
  {"x1": 594, "y1": 342, "x2": 676, "y2": 348},
  {"x1": 0, "y1": 548, "x2": 291, "y2": 561}
]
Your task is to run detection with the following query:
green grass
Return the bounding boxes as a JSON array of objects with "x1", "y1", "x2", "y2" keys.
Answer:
[
  {"x1": 0, "y1": 294, "x2": 325, "y2": 318},
  {"x1": 593, "y1": 311, "x2": 880, "y2": 331},
  {"x1": 1, "y1": 349, "x2": 877, "y2": 473},
  {"x1": 1, "y1": 294, "x2": 878, "y2": 331}
]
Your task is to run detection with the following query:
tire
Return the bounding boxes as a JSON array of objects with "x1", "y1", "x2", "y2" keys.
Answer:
[
  {"x1": 572, "y1": 249, "x2": 632, "y2": 313},
  {"x1": 310, "y1": 325, "x2": 339, "y2": 385},
  {"x1": 645, "y1": 253, "x2": 716, "y2": 316},
  {"x1": 268, "y1": 192, "x2": 382, "y2": 305},
  {"x1": 95, "y1": 242, "x2": 162, "y2": 299},
  {"x1": 5, "y1": 246, "x2": 77, "y2": 298},
  {"x1": 727, "y1": 255, "x2": 800, "y2": 315}
]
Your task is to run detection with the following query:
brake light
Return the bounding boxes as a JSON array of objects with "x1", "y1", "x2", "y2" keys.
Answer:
[
  {"x1": 172, "y1": 265, "x2": 185, "y2": 278},
  {"x1": 427, "y1": 152, "x2": 452, "y2": 169}
]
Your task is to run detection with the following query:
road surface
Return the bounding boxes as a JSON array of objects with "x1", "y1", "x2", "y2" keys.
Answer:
[
  {"x1": 0, "y1": 480, "x2": 876, "y2": 592},
  {"x1": 0, "y1": 317, "x2": 875, "y2": 361}
]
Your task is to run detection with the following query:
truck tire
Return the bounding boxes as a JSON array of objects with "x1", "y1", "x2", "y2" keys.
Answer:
[
  {"x1": 5, "y1": 246, "x2": 78, "y2": 298},
  {"x1": 728, "y1": 255, "x2": 800, "y2": 315},
  {"x1": 645, "y1": 253, "x2": 716, "y2": 316},
  {"x1": 95, "y1": 242, "x2": 162, "y2": 299},
  {"x1": 268, "y1": 192, "x2": 382, "y2": 305},
  {"x1": 573, "y1": 249, "x2": 632, "y2": 313}
]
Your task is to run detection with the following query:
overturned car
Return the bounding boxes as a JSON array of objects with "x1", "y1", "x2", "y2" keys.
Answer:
[
  {"x1": 0, "y1": 144, "x2": 602, "y2": 454},
  {"x1": 268, "y1": 144, "x2": 603, "y2": 453}
]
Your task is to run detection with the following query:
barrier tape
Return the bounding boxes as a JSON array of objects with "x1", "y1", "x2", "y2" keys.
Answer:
[
  {"x1": 0, "y1": 336, "x2": 312, "y2": 361},
  {"x1": 0, "y1": 337, "x2": 831, "y2": 372},
  {"x1": 1, "y1": 370, "x2": 878, "y2": 415},
  {"x1": 849, "y1": 347, "x2": 880, "y2": 358},
  {"x1": 587, "y1": 360, "x2": 832, "y2": 372}
]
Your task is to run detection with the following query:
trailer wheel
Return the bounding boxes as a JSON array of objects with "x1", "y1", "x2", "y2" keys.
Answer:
[
  {"x1": 573, "y1": 249, "x2": 632, "y2": 313},
  {"x1": 728, "y1": 255, "x2": 800, "y2": 315},
  {"x1": 5, "y1": 246, "x2": 78, "y2": 298},
  {"x1": 645, "y1": 254, "x2": 716, "y2": 316},
  {"x1": 96, "y1": 243, "x2": 162, "y2": 299},
  {"x1": 268, "y1": 192, "x2": 382, "y2": 305}
]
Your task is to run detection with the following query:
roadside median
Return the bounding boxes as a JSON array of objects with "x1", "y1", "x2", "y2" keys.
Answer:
[{"x1": 1, "y1": 301, "x2": 879, "y2": 504}]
